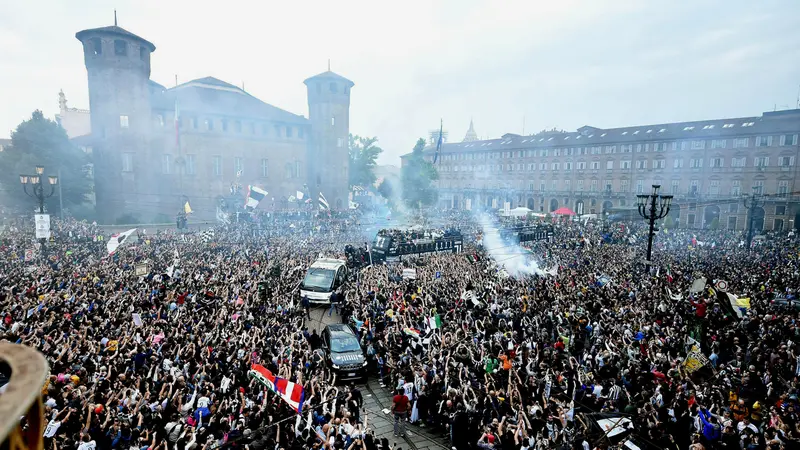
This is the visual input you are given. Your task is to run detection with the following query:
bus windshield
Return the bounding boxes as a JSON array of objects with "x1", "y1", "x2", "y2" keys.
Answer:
[{"x1": 302, "y1": 268, "x2": 336, "y2": 292}]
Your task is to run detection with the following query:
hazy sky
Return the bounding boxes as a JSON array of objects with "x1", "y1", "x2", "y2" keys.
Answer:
[{"x1": 1, "y1": 0, "x2": 799, "y2": 164}]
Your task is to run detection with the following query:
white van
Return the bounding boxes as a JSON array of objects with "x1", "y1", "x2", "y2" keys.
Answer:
[{"x1": 299, "y1": 258, "x2": 348, "y2": 303}]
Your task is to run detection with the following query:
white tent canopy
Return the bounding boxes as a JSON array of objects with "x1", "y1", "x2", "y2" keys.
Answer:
[{"x1": 503, "y1": 206, "x2": 532, "y2": 217}]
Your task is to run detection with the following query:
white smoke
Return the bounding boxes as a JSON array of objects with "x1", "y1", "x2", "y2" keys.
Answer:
[{"x1": 477, "y1": 213, "x2": 544, "y2": 277}]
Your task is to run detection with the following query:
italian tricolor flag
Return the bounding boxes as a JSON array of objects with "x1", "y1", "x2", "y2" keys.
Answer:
[
  {"x1": 666, "y1": 265, "x2": 673, "y2": 283},
  {"x1": 427, "y1": 314, "x2": 442, "y2": 330}
]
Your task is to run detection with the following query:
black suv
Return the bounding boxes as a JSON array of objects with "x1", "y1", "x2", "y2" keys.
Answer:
[{"x1": 321, "y1": 324, "x2": 367, "y2": 381}]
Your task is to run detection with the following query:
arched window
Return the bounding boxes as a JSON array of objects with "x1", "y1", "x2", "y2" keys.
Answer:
[{"x1": 114, "y1": 40, "x2": 127, "y2": 56}]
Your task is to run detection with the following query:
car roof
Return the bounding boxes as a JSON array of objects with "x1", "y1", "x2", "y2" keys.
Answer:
[
  {"x1": 310, "y1": 258, "x2": 346, "y2": 270},
  {"x1": 325, "y1": 324, "x2": 355, "y2": 336}
]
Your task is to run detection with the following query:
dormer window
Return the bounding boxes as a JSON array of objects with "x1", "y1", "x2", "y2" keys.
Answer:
[
  {"x1": 114, "y1": 39, "x2": 127, "y2": 56},
  {"x1": 90, "y1": 37, "x2": 102, "y2": 55}
]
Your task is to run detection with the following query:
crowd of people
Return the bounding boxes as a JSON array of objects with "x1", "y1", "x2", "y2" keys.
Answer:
[{"x1": 1, "y1": 210, "x2": 800, "y2": 450}]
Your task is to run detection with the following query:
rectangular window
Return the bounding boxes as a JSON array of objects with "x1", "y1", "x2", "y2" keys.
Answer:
[
  {"x1": 161, "y1": 154, "x2": 171, "y2": 174},
  {"x1": 691, "y1": 140, "x2": 705, "y2": 150},
  {"x1": 604, "y1": 180, "x2": 612, "y2": 192},
  {"x1": 635, "y1": 144, "x2": 642, "y2": 153},
  {"x1": 234, "y1": 121, "x2": 242, "y2": 133},
  {"x1": 779, "y1": 180, "x2": 789, "y2": 196},
  {"x1": 221, "y1": 119, "x2": 228, "y2": 132},
  {"x1": 551, "y1": 180, "x2": 558, "y2": 191},
  {"x1": 733, "y1": 138, "x2": 749, "y2": 148},
  {"x1": 729, "y1": 203, "x2": 738, "y2": 213},
  {"x1": 655, "y1": 142, "x2": 667, "y2": 152},
  {"x1": 185, "y1": 154, "x2": 195, "y2": 175},
  {"x1": 731, "y1": 180, "x2": 741, "y2": 196},
  {"x1": 122, "y1": 153, "x2": 134, "y2": 172},
  {"x1": 205, "y1": 119, "x2": 214, "y2": 131},
  {"x1": 728, "y1": 216, "x2": 737, "y2": 230},
  {"x1": 710, "y1": 139, "x2": 726, "y2": 149},
  {"x1": 753, "y1": 180, "x2": 764, "y2": 194},
  {"x1": 711, "y1": 157, "x2": 723, "y2": 168},
  {"x1": 621, "y1": 144, "x2": 632, "y2": 153},
  {"x1": 621, "y1": 160, "x2": 631, "y2": 169},
  {"x1": 780, "y1": 156, "x2": 795, "y2": 167},
  {"x1": 690, "y1": 158, "x2": 703, "y2": 168},
  {"x1": 234, "y1": 157, "x2": 243, "y2": 175},
  {"x1": 690, "y1": 180, "x2": 699, "y2": 195},
  {"x1": 670, "y1": 180, "x2": 679, "y2": 194},
  {"x1": 636, "y1": 160, "x2": 647, "y2": 169},
  {"x1": 780, "y1": 134, "x2": 798, "y2": 146},
  {"x1": 577, "y1": 162, "x2": 586, "y2": 170},
  {"x1": 120, "y1": 115, "x2": 129, "y2": 128},
  {"x1": 591, "y1": 161, "x2": 599, "y2": 170},
  {"x1": 732, "y1": 157, "x2": 745, "y2": 168},
  {"x1": 552, "y1": 162, "x2": 560, "y2": 171},
  {"x1": 212, "y1": 156, "x2": 222, "y2": 176},
  {"x1": 294, "y1": 161, "x2": 301, "y2": 178},
  {"x1": 756, "y1": 136, "x2": 773, "y2": 147},
  {"x1": 673, "y1": 158, "x2": 684, "y2": 169},
  {"x1": 776, "y1": 205, "x2": 787, "y2": 215},
  {"x1": 540, "y1": 163, "x2": 547, "y2": 171},
  {"x1": 590, "y1": 179, "x2": 598, "y2": 191},
  {"x1": 337, "y1": 137, "x2": 344, "y2": 148},
  {"x1": 621, "y1": 180, "x2": 630, "y2": 192},
  {"x1": 565, "y1": 162, "x2": 572, "y2": 171},
  {"x1": 577, "y1": 180, "x2": 584, "y2": 191},
  {"x1": 681, "y1": 141, "x2": 689, "y2": 151},
  {"x1": 636, "y1": 180, "x2": 643, "y2": 194},
  {"x1": 564, "y1": 180, "x2": 571, "y2": 191},
  {"x1": 775, "y1": 219, "x2": 785, "y2": 231},
  {"x1": 540, "y1": 181, "x2": 546, "y2": 192},
  {"x1": 606, "y1": 160, "x2": 614, "y2": 170},
  {"x1": 190, "y1": 117, "x2": 198, "y2": 129},
  {"x1": 260, "y1": 159, "x2": 268, "y2": 177},
  {"x1": 755, "y1": 156, "x2": 769, "y2": 167},
  {"x1": 654, "y1": 160, "x2": 666, "y2": 169},
  {"x1": 114, "y1": 39, "x2": 127, "y2": 56},
  {"x1": 709, "y1": 180, "x2": 719, "y2": 196},
  {"x1": 286, "y1": 127, "x2": 293, "y2": 138}
]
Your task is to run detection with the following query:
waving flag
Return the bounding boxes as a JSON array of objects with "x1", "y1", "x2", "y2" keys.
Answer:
[
  {"x1": 318, "y1": 191, "x2": 330, "y2": 211},
  {"x1": 249, "y1": 364, "x2": 305, "y2": 414},
  {"x1": 245, "y1": 186, "x2": 268, "y2": 210},
  {"x1": 107, "y1": 228, "x2": 137, "y2": 255}
]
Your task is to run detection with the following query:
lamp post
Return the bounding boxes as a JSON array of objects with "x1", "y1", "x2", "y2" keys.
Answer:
[
  {"x1": 742, "y1": 186, "x2": 764, "y2": 250},
  {"x1": 20, "y1": 165, "x2": 59, "y2": 252},
  {"x1": 637, "y1": 184, "x2": 673, "y2": 274}
]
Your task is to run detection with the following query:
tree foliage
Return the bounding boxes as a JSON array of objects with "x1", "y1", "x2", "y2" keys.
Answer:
[
  {"x1": 400, "y1": 138, "x2": 439, "y2": 207},
  {"x1": 0, "y1": 110, "x2": 91, "y2": 214},
  {"x1": 348, "y1": 134, "x2": 383, "y2": 188}
]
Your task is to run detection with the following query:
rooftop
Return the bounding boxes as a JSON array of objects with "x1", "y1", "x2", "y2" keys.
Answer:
[
  {"x1": 154, "y1": 76, "x2": 308, "y2": 124},
  {"x1": 402, "y1": 109, "x2": 800, "y2": 157},
  {"x1": 303, "y1": 70, "x2": 355, "y2": 87},
  {"x1": 75, "y1": 25, "x2": 156, "y2": 52}
]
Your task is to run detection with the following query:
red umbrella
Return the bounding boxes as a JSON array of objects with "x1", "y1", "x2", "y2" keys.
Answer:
[{"x1": 552, "y1": 207, "x2": 576, "y2": 216}]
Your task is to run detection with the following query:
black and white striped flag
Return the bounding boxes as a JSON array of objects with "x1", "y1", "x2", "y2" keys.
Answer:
[
  {"x1": 318, "y1": 191, "x2": 329, "y2": 211},
  {"x1": 245, "y1": 186, "x2": 268, "y2": 210}
]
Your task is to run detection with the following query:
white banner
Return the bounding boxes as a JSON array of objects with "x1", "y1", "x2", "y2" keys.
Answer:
[{"x1": 34, "y1": 214, "x2": 51, "y2": 239}]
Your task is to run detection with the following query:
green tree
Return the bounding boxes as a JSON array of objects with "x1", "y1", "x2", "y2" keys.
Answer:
[
  {"x1": 377, "y1": 178, "x2": 394, "y2": 201},
  {"x1": 348, "y1": 134, "x2": 383, "y2": 188},
  {"x1": 400, "y1": 138, "x2": 439, "y2": 207},
  {"x1": 0, "y1": 110, "x2": 91, "y2": 214}
]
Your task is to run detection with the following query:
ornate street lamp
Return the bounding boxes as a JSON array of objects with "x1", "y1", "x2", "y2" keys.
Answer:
[
  {"x1": 637, "y1": 184, "x2": 672, "y2": 273},
  {"x1": 742, "y1": 186, "x2": 764, "y2": 250},
  {"x1": 20, "y1": 166, "x2": 58, "y2": 253}
]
